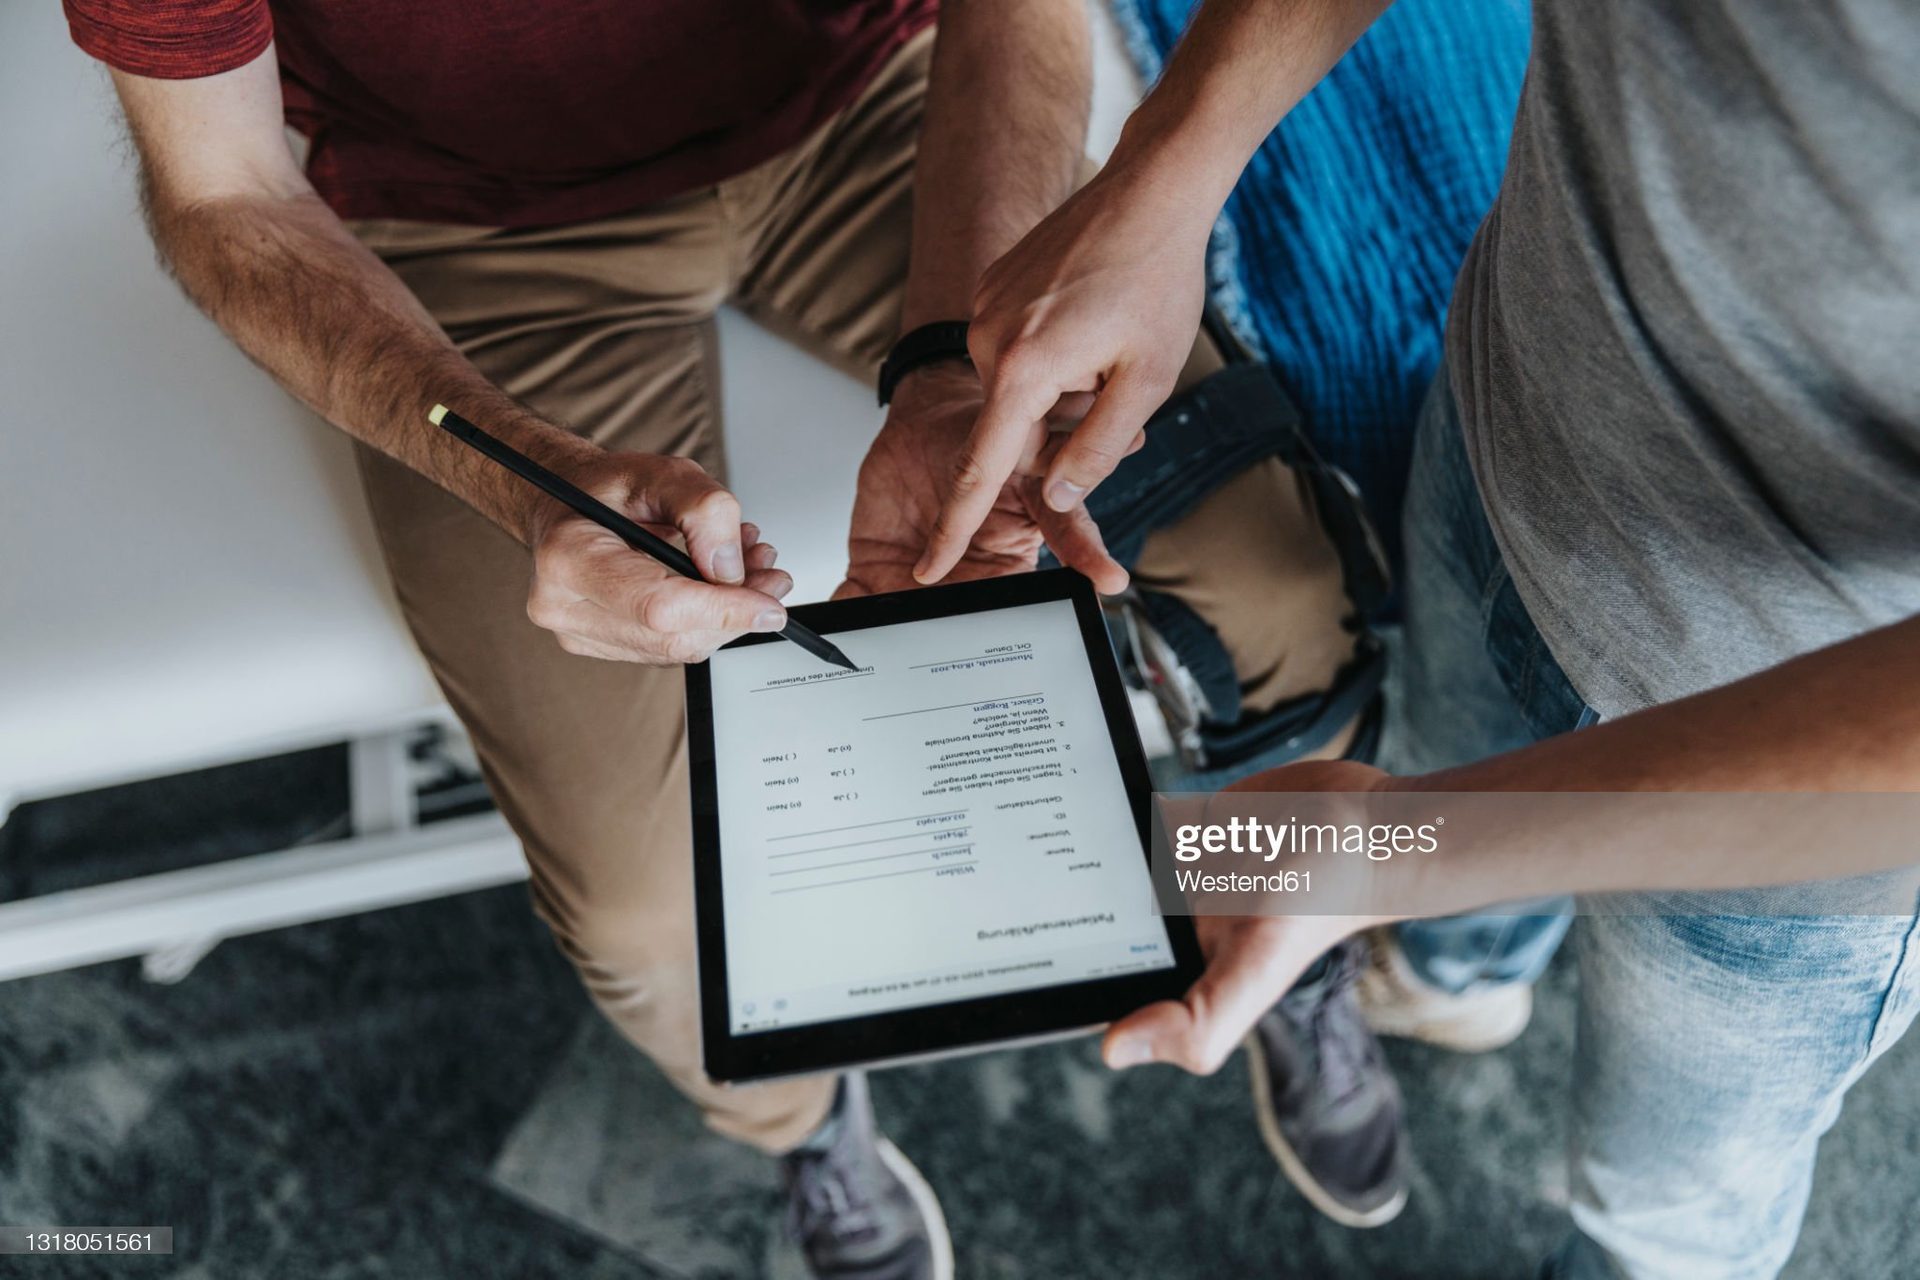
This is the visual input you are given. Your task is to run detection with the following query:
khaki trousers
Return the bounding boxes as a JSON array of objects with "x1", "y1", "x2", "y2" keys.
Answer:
[{"x1": 348, "y1": 28, "x2": 1351, "y2": 1154}]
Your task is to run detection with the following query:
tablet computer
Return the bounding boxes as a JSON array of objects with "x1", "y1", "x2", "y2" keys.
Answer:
[{"x1": 685, "y1": 568, "x2": 1203, "y2": 1083}]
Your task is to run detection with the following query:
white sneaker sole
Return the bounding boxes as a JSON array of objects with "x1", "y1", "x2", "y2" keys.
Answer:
[
  {"x1": 1354, "y1": 928, "x2": 1536, "y2": 1054},
  {"x1": 1360, "y1": 986, "x2": 1533, "y2": 1053},
  {"x1": 1243, "y1": 1035, "x2": 1407, "y2": 1230},
  {"x1": 876, "y1": 1137, "x2": 954, "y2": 1280}
]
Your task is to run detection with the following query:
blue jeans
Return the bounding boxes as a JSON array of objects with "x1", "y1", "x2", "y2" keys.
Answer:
[
  {"x1": 1387, "y1": 369, "x2": 1920, "y2": 1278},
  {"x1": 1375, "y1": 368, "x2": 1579, "y2": 994}
]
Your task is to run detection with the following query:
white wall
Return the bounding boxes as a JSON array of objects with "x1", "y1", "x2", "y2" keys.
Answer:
[{"x1": 1, "y1": 2, "x2": 443, "y2": 805}]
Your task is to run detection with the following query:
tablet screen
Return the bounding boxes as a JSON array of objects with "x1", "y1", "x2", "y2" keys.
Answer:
[{"x1": 705, "y1": 596, "x2": 1177, "y2": 1036}]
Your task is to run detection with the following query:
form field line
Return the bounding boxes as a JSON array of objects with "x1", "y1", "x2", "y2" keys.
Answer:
[
  {"x1": 749, "y1": 671, "x2": 874, "y2": 693},
  {"x1": 771, "y1": 861, "x2": 979, "y2": 894},
  {"x1": 770, "y1": 828, "x2": 972, "y2": 859},
  {"x1": 769, "y1": 845, "x2": 974, "y2": 876},
  {"x1": 861, "y1": 693, "x2": 1044, "y2": 722},
  {"x1": 908, "y1": 653, "x2": 1034, "y2": 670},
  {"x1": 766, "y1": 809, "x2": 968, "y2": 842}
]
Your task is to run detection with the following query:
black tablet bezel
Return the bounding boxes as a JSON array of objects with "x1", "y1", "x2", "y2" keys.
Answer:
[{"x1": 684, "y1": 568, "x2": 1203, "y2": 1083}]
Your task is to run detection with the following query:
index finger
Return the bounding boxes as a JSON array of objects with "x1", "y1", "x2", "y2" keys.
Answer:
[
  {"x1": 913, "y1": 373, "x2": 1056, "y2": 584},
  {"x1": 633, "y1": 457, "x2": 747, "y2": 585}
]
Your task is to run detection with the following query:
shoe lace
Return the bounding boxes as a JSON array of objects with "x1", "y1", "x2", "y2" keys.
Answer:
[
  {"x1": 784, "y1": 1148, "x2": 879, "y2": 1247},
  {"x1": 1286, "y1": 943, "x2": 1371, "y2": 1107}
]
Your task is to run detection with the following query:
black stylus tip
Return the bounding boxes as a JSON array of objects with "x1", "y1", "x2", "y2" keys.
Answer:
[{"x1": 781, "y1": 622, "x2": 859, "y2": 673}]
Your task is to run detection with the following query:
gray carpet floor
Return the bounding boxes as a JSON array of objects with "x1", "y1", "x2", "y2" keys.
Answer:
[{"x1": 2, "y1": 758, "x2": 1916, "y2": 1278}]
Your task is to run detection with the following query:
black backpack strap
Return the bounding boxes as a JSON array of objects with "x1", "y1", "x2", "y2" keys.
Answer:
[
  {"x1": 1082, "y1": 362, "x2": 1391, "y2": 619},
  {"x1": 1063, "y1": 313, "x2": 1393, "y2": 773}
]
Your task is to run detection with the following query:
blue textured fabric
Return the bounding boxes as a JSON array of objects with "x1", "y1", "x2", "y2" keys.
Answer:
[{"x1": 1107, "y1": 0, "x2": 1529, "y2": 583}]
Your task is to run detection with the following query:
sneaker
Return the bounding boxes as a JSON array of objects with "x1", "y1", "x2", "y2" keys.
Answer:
[
  {"x1": 782, "y1": 1073, "x2": 953, "y2": 1280},
  {"x1": 1245, "y1": 939, "x2": 1408, "y2": 1228},
  {"x1": 1356, "y1": 927, "x2": 1532, "y2": 1053}
]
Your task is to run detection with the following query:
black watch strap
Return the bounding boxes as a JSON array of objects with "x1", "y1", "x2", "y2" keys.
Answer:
[{"x1": 877, "y1": 321, "x2": 972, "y2": 406}]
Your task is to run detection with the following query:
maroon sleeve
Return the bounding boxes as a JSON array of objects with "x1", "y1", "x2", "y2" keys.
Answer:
[{"x1": 65, "y1": 0, "x2": 273, "y2": 80}]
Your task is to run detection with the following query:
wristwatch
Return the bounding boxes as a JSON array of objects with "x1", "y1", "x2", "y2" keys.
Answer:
[{"x1": 876, "y1": 321, "x2": 973, "y2": 406}]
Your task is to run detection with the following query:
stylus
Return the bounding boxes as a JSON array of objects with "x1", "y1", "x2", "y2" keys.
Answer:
[{"x1": 429, "y1": 404, "x2": 858, "y2": 672}]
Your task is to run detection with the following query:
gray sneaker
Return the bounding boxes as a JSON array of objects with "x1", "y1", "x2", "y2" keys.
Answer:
[
  {"x1": 782, "y1": 1073, "x2": 954, "y2": 1280},
  {"x1": 1244, "y1": 939, "x2": 1408, "y2": 1228}
]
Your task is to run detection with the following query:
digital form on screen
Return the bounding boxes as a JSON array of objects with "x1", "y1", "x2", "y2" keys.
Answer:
[{"x1": 706, "y1": 598, "x2": 1176, "y2": 1035}]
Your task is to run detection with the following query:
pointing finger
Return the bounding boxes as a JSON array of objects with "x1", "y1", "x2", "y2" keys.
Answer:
[{"x1": 915, "y1": 372, "x2": 1055, "y2": 584}]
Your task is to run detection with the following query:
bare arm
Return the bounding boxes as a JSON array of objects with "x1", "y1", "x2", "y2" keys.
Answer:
[
  {"x1": 114, "y1": 50, "x2": 577, "y2": 538},
  {"x1": 1105, "y1": 613, "x2": 1920, "y2": 1074},
  {"x1": 1407, "y1": 612, "x2": 1920, "y2": 899},
  {"x1": 113, "y1": 47, "x2": 790, "y2": 662},
  {"x1": 916, "y1": 0, "x2": 1390, "y2": 582},
  {"x1": 841, "y1": 0, "x2": 1127, "y2": 596},
  {"x1": 897, "y1": 0, "x2": 1092, "y2": 331}
]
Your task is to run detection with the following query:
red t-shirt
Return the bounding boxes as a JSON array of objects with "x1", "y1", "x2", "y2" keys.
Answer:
[{"x1": 65, "y1": 0, "x2": 936, "y2": 227}]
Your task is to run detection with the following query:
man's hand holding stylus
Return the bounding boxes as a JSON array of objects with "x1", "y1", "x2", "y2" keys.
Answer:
[
  {"x1": 106, "y1": 53, "x2": 791, "y2": 672},
  {"x1": 524, "y1": 451, "x2": 793, "y2": 665}
]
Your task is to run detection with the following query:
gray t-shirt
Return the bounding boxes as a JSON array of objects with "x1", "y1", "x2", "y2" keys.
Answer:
[{"x1": 1450, "y1": 0, "x2": 1920, "y2": 718}]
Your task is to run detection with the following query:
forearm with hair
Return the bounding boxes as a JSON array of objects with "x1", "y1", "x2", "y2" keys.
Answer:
[
  {"x1": 142, "y1": 184, "x2": 592, "y2": 541},
  {"x1": 900, "y1": 0, "x2": 1093, "y2": 330}
]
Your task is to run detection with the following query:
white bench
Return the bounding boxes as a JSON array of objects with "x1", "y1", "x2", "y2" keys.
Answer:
[{"x1": 0, "y1": 0, "x2": 1144, "y2": 982}]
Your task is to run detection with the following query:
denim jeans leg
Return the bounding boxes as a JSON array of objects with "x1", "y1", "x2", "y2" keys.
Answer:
[
  {"x1": 1378, "y1": 367, "x2": 1574, "y2": 990},
  {"x1": 1544, "y1": 890, "x2": 1920, "y2": 1279},
  {"x1": 1391, "y1": 366, "x2": 1920, "y2": 1278}
]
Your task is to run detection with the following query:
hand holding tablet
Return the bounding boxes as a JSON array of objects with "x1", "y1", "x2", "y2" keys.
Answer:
[{"x1": 686, "y1": 569, "x2": 1202, "y2": 1081}]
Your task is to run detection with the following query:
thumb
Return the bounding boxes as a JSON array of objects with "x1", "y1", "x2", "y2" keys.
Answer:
[
  {"x1": 1102, "y1": 1000, "x2": 1199, "y2": 1070},
  {"x1": 1102, "y1": 924, "x2": 1308, "y2": 1075},
  {"x1": 1042, "y1": 366, "x2": 1168, "y2": 513}
]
